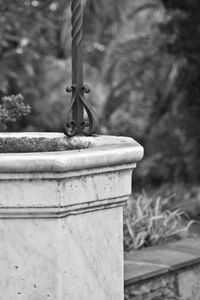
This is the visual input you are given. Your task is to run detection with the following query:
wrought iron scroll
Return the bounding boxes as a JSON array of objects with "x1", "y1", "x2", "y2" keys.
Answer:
[{"x1": 64, "y1": 0, "x2": 97, "y2": 136}]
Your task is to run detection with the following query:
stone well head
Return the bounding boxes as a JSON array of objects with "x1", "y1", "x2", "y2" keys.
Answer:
[{"x1": 0, "y1": 132, "x2": 143, "y2": 299}]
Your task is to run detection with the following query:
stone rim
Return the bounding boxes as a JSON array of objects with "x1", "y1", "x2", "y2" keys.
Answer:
[{"x1": 0, "y1": 133, "x2": 144, "y2": 173}]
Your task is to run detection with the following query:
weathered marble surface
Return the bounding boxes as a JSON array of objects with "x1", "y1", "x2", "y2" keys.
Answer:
[
  {"x1": 0, "y1": 133, "x2": 144, "y2": 300},
  {"x1": 0, "y1": 168, "x2": 132, "y2": 212},
  {"x1": 0, "y1": 208, "x2": 123, "y2": 300}
]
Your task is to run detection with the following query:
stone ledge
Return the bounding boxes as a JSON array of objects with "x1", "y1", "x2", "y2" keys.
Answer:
[{"x1": 124, "y1": 237, "x2": 200, "y2": 286}]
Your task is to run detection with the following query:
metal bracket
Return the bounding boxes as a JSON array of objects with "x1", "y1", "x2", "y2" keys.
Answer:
[{"x1": 64, "y1": 85, "x2": 97, "y2": 136}]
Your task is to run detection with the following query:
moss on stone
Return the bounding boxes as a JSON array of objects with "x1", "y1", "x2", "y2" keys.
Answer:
[{"x1": 0, "y1": 137, "x2": 92, "y2": 153}]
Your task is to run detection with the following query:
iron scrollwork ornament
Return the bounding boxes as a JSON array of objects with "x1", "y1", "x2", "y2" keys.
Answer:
[{"x1": 64, "y1": 85, "x2": 97, "y2": 136}]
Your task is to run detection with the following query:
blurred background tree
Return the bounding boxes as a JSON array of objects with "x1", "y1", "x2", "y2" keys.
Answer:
[
  {"x1": 159, "y1": 0, "x2": 200, "y2": 183},
  {"x1": 1, "y1": 0, "x2": 200, "y2": 192}
]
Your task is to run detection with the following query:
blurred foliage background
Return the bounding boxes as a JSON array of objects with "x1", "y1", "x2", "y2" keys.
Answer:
[{"x1": 1, "y1": 0, "x2": 200, "y2": 198}]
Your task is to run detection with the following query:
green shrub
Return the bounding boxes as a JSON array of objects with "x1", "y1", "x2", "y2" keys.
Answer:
[
  {"x1": 0, "y1": 94, "x2": 31, "y2": 131},
  {"x1": 124, "y1": 191, "x2": 195, "y2": 252}
]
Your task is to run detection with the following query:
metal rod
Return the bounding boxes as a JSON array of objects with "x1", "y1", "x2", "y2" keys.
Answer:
[
  {"x1": 71, "y1": 0, "x2": 84, "y2": 132},
  {"x1": 71, "y1": 0, "x2": 83, "y2": 86},
  {"x1": 63, "y1": 0, "x2": 98, "y2": 136}
]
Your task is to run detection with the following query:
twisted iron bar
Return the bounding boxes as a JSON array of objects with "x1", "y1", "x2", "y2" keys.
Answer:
[
  {"x1": 71, "y1": 0, "x2": 82, "y2": 47},
  {"x1": 64, "y1": 0, "x2": 97, "y2": 136}
]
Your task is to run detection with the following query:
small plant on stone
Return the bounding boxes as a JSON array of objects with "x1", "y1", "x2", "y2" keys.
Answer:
[
  {"x1": 0, "y1": 94, "x2": 31, "y2": 131},
  {"x1": 124, "y1": 191, "x2": 195, "y2": 251}
]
